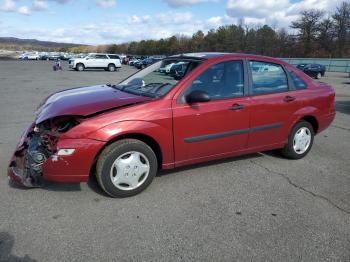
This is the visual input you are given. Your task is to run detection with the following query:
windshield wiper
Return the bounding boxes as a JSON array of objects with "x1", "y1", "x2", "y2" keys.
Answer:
[{"x1": 107, "y1": 83, "x2": 136, "y2": 91}]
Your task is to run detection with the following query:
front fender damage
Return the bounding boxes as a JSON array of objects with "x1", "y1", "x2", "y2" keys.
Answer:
[{"x1": 8, "y1": 117, "x2": 79, "y2": 187}]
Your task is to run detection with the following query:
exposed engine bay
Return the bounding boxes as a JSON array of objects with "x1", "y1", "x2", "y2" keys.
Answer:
[{"x1": 9, "y1": 117, "x2": 79, "y2": 187}]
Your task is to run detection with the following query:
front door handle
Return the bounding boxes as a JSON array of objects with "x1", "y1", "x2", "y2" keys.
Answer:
[
  {"x1": 228, "y1": 104, "x2": 245, "y2": 110},
  {"x1": 284, "y1": 96, "x2": 296, "y2": 102}
]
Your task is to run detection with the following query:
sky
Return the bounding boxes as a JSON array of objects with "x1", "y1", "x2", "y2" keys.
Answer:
[{"x1": 0, "y1": 0, "x2": 345, "y2": 45}]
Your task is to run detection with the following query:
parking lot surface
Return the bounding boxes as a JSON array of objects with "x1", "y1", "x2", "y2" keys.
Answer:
[{"x1": 0, "y1": 60, "x2": 349, "y2": 261}]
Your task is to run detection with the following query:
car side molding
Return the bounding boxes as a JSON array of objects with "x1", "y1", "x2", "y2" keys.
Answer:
[{"x1": 184, "y1": 123, "x2": 282, "y2": 143}]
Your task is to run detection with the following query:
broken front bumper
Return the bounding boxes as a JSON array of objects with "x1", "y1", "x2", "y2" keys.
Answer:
[{"x1": 8, "y1": 123, "x2": 106, "y2": 187}]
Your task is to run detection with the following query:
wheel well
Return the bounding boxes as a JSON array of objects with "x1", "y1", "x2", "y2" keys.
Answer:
[
  {"x1": 91, "y1": 133, "x2": 163, "y2": 175},
  {"x1": 76, "y1": 63, "x2": 84, "y2": 67},
  {"x1": 300, "y1": 115, "x2": 319, "y2": 133},
  {"x1": 108, "y1": 63, "x2": 115, "y2": 67}
]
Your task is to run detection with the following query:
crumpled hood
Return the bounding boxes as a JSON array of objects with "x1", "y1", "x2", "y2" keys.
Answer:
[{"x1": 35, "y1": 85, "x2": 152, "y2": 123}]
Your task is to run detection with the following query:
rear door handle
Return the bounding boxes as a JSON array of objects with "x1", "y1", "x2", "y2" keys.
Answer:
[
  {"x1": 284, "y1": 96, "x2": 296, "y2": 102},
  {"x1": 228, "y1": 104, "x2": 245, "y2": 110}
]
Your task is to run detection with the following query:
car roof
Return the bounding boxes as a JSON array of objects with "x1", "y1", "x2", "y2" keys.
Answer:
[{"x1": 168, "y1": 52, "x2": 286, "y2": 63}]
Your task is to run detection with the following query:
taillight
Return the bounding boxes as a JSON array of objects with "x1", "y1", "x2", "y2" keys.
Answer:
[{"x1": 330, "y1": 92, "x2": 335, "y2": 114}]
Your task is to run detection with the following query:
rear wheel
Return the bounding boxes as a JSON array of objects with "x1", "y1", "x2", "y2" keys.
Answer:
[
  {"x1": 316, "y1": 72, "x2": 321, "y2": 79},
  {"x1": 281, "y1": 120, "x2": 314, "y2": 159},
  {"x1": 96, "y1": 139, "x2": 158, "y2": 197},
  {"x1": 76, "y1": 63, "x2": 85, "y2": 71}
]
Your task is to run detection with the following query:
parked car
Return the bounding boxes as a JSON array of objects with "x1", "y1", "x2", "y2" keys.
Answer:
[
  {"x1": 20, "y1": 53, "x2": 40, "y2": 60},
  {"x1": 39, "y1": 54, "x2": 49, "y2": 60},
  {"x1": 60, "y1": 54, "x2": 71, "y2": 61},
  {"x1": 159, "y1": 62, "x2": 176, "y2": 74},
  {"x1": 128, "y1": 58, "x2": 139, "y2": 66},
  {"x1": 8, "y1": 53, "x2": 335, "y2": 197},
  {"x1": 48, "y1": 53, "x2": 60, "y2": 60},
  {"x1": 296, "y1": 63, "x2": 326, "y2": 79},
  {"x1": 168, "y1": 62, "x2": 187, "y2": 77},
  {"x1": 68, "y1": 53, "x2": 122, "y2": 72},
  {"x1": 134, "y1": 58, "x2": 161, "y2": 69}
]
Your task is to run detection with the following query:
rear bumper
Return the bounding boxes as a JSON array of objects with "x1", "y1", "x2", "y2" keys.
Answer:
[
  {"x1": 318, "y1": 112, "x2": 335, "y2": 133},
  {"x1": 8, "y1": 133, "x2": 106, "y2": 185}
]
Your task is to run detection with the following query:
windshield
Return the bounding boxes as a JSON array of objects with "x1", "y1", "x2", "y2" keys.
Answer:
[{"x1": 116, "y1": 59, "x2": 201, "y2": 97}]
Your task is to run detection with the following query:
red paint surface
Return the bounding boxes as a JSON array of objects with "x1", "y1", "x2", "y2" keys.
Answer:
[{"x1": 8, "y1": 54, "x2": 336, "y2": 184}]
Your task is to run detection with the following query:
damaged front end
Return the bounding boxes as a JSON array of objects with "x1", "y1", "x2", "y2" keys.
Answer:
[{"x1": 8, "y1": 117, "x2": 79, "y2": 187}]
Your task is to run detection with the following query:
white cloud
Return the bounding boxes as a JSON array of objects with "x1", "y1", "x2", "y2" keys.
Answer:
[
  {"x1": 0, "y1": 0, "x2": 16, "y2": 12},
  {"x1": 163, "y1": 0, "x2": 213, "y2": 7},
  {"x1": 227, "y1": 0, "x2": 290, "y2": 18},
  {"x1": 0, "y1": 0, "x2": 345, "y2": 44},
  {"x1": 95, "y1": 0, "x2": 116, "y2": 7},
  {"x1": 129, "y1": 15, "x2": 151, "y2": 24},
  {"x1": 17, "y1": 6, "x2": 31, "y2": 15},
  {"x1": 33, "y1": 0, "x2": 48, "y2": 11},
  {"x1": 157, "y1": 12, "x2": 193, "y2": 24},
  {"x1": 0, "y1": 11, "x2": 217, "y2": 44},
  {"x1": 0, "y1": 0, "x2": 34, "y2": 15},
  {"x1": 226, "y1": 0, "x2": 345, "y2": 28},
  {"x1": 49, "y1": 0, "x2": 71, "y2": 4}
]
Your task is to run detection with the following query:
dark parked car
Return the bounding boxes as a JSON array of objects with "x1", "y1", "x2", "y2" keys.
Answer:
[
  {"x1": 8, "y1": 53, "x2": 335, "y2": 197},
  {"x1": 135, "y1": 58, "x2": 161, "y2": 69},
  {"x1": 296, "y1": 63, "x2": 326, "y2": 79}
]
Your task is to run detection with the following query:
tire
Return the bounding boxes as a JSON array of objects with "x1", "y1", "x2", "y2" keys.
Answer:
[
  {"x1": 108, "y1": 64, "x2": 116, "y2": 72},
  {"x1": 281, "y1": 120, "x2": 314, "y2": 159},
  {"x1": 76, "y1": 63, "x2": 85, "y2": 71},
  {"x1": 96, "y1": 139, "x2": 158, "y2": 197},
  {"x1": 316, "y1": 72, "x2": 321, "y2": 79}
]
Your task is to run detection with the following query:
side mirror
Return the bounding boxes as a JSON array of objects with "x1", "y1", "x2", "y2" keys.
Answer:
[{"x1": 186, "y1": 90, "x2": 210, "y2": 104}]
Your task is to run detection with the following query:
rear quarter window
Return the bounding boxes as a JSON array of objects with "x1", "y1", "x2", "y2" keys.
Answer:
[
  {"x1": 288, "y1": 69, "x2": 307, "y2": 90},
  {"x1": 108, "y1": 55, "x2": 120, "y2": 60}
]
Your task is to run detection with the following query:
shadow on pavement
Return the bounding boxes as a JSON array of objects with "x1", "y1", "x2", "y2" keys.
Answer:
[
  {"x1": 7, "y1": 152, "x2": 269, "y2": 196},
  {"x1": 44, "y1": 182, "x2": 81, "y2": 192},
  {"x1": 87, "y1": 173, "x2": 110, "y2": 197},
  {"x1": 0, "y1": 232, "x2": 37, "y2": 262},
  {"x1": 335, "y1": 101, "x2": 350, "y2": 115},
  {"x1": 8, "y1": 177, "x2": 81, "y2": 192},
  {"x1": 158, "y1": 152, "x2": 264, "y2": 177}
]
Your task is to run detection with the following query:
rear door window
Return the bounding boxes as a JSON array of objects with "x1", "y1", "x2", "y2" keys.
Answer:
[{"x1": 249, "y1": 61, "x2": 288, "y2": 95}]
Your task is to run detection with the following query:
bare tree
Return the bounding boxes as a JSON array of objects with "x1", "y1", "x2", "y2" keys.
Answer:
[
  {"x1": 332, "y1": 2, "x2": 350, "y2": 57},
  {"x1": 291, "y1": 10, "x2": 324, "y2": 56},
  {"x1": 318, "y1": 17, "x2": 336, "y2": 56}
]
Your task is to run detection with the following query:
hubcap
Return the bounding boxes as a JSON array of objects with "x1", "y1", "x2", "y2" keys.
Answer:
[
  {"x1": 293, "y1": 127, "x2": 311, "y2": 154},
  {"x1": 110, "y1": 151, "x2": 150, "y2": 191}
]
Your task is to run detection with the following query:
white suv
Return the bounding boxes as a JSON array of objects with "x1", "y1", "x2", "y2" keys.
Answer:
[{"x1": 69, "y1": 53, "x2": 122, "y2": 72}]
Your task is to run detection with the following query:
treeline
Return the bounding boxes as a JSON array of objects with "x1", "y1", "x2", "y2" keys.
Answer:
[{"x1": 69, "y1": 2, "x2": 350, "y2": 58}]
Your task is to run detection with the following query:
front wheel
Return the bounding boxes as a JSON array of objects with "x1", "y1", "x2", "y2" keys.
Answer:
[
  {"x1": 281, "y1": 121, "x2": 314, "y2": 159},
  {"x1": 76, "y1": 63, "x2": 85, "y2": 71},
  {"x1": 96, "y1": 139, "x2": 158, "y2": 197},
  {"x1": 316, "y1": 72, "x2": 321, "y2": 79}
]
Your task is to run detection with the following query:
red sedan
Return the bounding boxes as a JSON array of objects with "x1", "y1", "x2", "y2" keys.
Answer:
[{"x1": 8, "y1": 53, "x2": 335, "y2": 197}]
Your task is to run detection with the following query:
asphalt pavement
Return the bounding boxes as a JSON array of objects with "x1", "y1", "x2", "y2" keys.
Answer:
[{"x1": 0, "y1": 60, "x2": 349, "y2": 261}]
